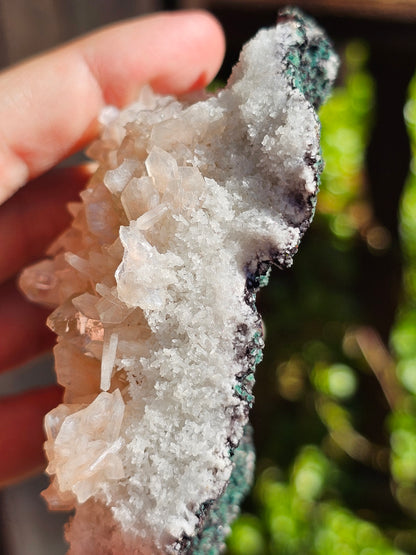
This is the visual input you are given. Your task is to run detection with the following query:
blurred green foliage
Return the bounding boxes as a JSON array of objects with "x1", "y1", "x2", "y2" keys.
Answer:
[{"x1": 226, "y1": 41, "x2": 416, "y2": 555}]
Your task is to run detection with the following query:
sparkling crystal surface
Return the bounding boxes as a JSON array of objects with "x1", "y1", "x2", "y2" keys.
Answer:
[{"x1": 20, "y1": 10, "x2": 337, "y2": 554}]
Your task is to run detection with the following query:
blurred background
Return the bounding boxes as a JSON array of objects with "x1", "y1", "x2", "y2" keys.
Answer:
[{"x1": 1, "y1": 0, "x2": 416, "y2": 553}]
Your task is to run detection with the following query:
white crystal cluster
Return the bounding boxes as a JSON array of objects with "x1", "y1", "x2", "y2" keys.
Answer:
[{"x1": 20, "y1": 14, "x2": 337, "y2": 555}]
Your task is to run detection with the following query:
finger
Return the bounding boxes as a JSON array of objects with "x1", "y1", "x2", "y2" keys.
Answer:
[
  {"x1": 0, "y1": 280, "x2": 54, "y2": 372},
  {"x1": 0, "y1": 385, "x2": 62, "y2": 487},
  {"x1": 0, "y1": 10, "x2": 225, "y2": 203},
  {"x1": 0, "y1": 165, "x2": 90, "y2": 284}
]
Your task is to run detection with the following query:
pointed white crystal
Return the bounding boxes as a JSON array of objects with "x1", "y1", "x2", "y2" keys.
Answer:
[
  {"x1": 82, "y1": 183, "x2": 119, "y2": 243},
  {"x1": 18, "y1": 259, "x2": 59, "y2": 307},
  {"x1": 150, "y1": 116, "x2": 195, "y2": 150},
  {"x1": 104, "y1": 159, "x2": 140, "y2": 195},
  {"x1": 145, "y1": 146, "x2": 179, "y2": 193},
  {"x1": 72, "y1": 292, "x2": 100, "y2": 319},
  {"x1": 96, "y1": 294, "x2": 131, "y2": 324},
  {"x1": 54, "y1": 341, "x2": 101, "y2": 402},
  {"x1": 134, "y1": 203, "x2": 168, "y2": 231},
  {"x1": 98, "y1": 105, "x2": 120, "y2": 126},
  {"x1": 120, "y1": 176, "x2": 159, "y2": 221},
  {"x1": 44, "y1": 389, "x2": 125, "y2": 505},
  {"x1": 116, "y1": 223, "x2": 182, "y2": 310},
  {"x1": 65, "y1": 252, "x2": 90, "y2": 275},
  {"x1": 100, "y1": 332, "x2": 118, "y2": 391}
]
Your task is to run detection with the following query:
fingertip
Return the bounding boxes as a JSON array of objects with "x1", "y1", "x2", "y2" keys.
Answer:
[
  {"x1": 0, "y1": 10, "x2": 226, "y2": 193},
  {"x1": 148, "y1": 10, "x2": 226, "y2": 94},
  {"x1": 164, "y1": 10, "x2": 226, "y2": 90},
  {"x1": 81, "y1": 10, "x2": 226, "y2": 104}
]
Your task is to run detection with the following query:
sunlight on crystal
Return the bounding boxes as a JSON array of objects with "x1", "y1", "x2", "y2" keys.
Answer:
[
  {"x1": 18, "y1": 11, "x2": 338, "y2": 554},
  {"x1": 44, "y1": 390, "x2": 125, "y2": 504}
]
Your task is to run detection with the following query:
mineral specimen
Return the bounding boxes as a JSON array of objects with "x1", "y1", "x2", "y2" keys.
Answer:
[{"x1": 20, "y1": 8, "x2": 338, "y2": 554}]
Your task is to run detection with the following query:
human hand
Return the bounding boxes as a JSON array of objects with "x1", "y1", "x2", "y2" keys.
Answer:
[{"x1": 0, "y1": 10, "x2": 225, "y2": 487}]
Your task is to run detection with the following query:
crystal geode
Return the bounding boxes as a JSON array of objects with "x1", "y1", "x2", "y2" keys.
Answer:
[{"x1": 20, "y1": 9, "x2": 337, "y2": 554}]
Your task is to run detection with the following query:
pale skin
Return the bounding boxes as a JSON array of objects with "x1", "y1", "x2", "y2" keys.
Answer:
[{"x1": 0, "y1": 10, "x2": 225, "y2": 486}]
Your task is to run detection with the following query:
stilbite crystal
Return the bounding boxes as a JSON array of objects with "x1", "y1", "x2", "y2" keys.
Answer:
[{"x1": 20, "y1": 9, "x2": 338, "y2": 554}]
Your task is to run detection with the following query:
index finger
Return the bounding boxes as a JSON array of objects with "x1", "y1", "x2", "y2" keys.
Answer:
[{"x1": 0, "y1": 10, "x2": 225, "y2": 204}]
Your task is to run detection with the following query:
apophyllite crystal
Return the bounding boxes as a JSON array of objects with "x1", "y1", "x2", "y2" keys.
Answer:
[{"x1": 20, "y1": 8, "x2": 338, "y2": 554}]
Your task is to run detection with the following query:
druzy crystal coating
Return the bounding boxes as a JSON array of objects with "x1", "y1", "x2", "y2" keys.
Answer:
[{"x1": 20, "y1": 9, "x2": 337, "y2": 554}]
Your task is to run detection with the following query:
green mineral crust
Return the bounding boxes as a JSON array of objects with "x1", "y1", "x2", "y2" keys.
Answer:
[
  {"x1": 190, "y1": 426, "x2": 255, "y2": 554},
  {"x1": 20, "y1": 8, "x2": 337, "y2": 555},
  {"x1": 282, "y1": 8, "x2": 337, "y2": 109}
]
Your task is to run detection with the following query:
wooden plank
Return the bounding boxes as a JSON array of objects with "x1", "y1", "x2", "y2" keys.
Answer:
[
  {"x1": 0, "y1": 0, "x2": 162, "y2": 69},
  {"x1": 0, "y1": 0, "x2": 61, "y2": 66}
]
